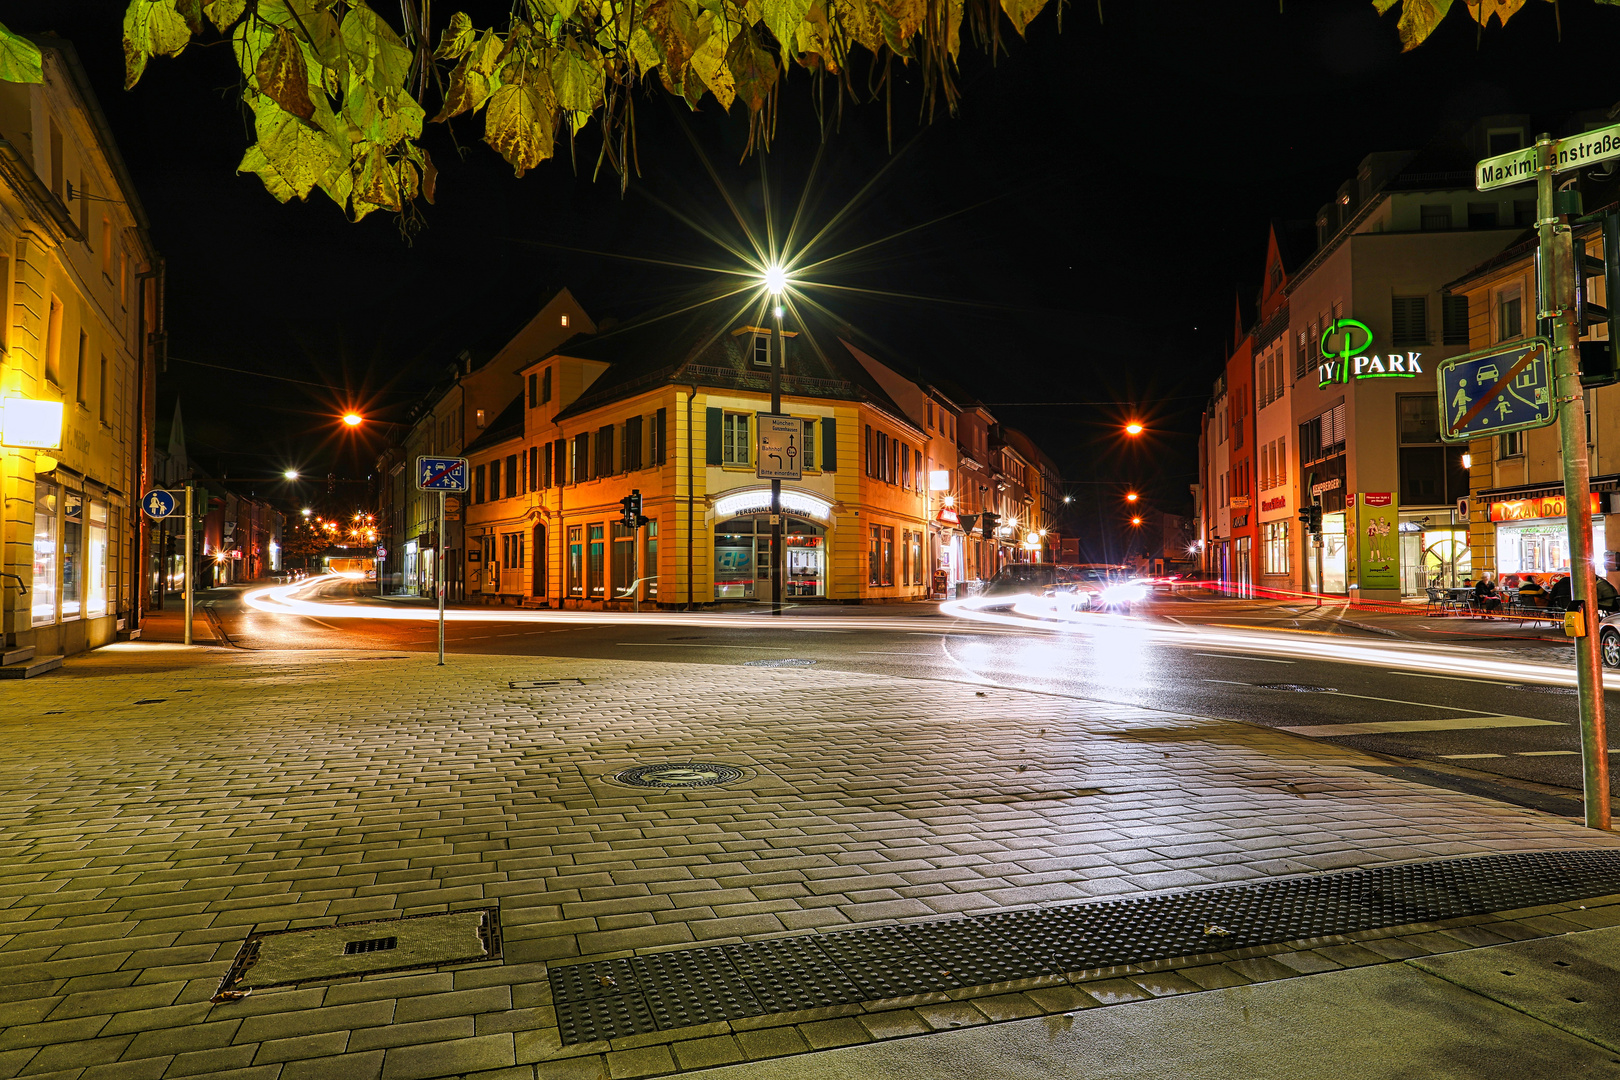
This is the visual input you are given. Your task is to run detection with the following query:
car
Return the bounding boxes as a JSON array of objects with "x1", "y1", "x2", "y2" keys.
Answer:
[{"x1": 1476, "y1": 364, "x2": 1500, "y2": 384}]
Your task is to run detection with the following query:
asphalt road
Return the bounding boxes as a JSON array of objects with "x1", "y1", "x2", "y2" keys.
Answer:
[{"x1": 179, "y1": 578, "x2": 1617, "y2": 815}]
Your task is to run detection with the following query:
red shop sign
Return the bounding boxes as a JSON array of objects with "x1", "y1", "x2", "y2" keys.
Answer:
[
  {"x1": 1363, "y1": 492, "x2": 1394, "y2": 507},
  {"x1": 1489, "y1": 493, "x2": 1602, "y2": 522}
]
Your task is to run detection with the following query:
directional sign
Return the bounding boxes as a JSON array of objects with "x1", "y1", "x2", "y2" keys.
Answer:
[
  {"x1": 756, "y1": 415, "x2": 803, "y2": 481},
  {"x1": 1437, "y1": 338, "x2": 1556, "y2": 443},
  {"x1": 141, "y1": 489, "x2": 180, "y2": 519},
  {"x1": 415, "y1": 456, "x2": 469, "y2": 491},
  {"x1": 1477, "y1": 124, "x2": 1620, "y2": 191}
]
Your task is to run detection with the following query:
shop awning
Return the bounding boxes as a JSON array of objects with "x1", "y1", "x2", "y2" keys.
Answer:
[{"x1": 1478, "y1": 474, "x2": 1620, "y2": 503}]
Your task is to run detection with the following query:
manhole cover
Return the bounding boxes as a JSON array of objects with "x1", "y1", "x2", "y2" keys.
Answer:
[
  {"x1": 1516, "y1": 684, "x2": 1577, "y2": 696},
  {"x1": 614, "y1": 763, "x2": 744, "y2": 788},
  {"x1": 1258, "y1": 684, "x2": 1336, "y2": 693},
  {"x1": 215, "y1": 907, "x2": 500, "y2": 994},
  {"x1": 510, "y1": 678, "x2": 586, "y2": 689},
  {"x1": 743, "y1": 658, "x2": 816, "y2": 667}
]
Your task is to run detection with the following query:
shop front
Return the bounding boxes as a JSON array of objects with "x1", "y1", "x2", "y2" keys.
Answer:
[
  {"x1": 712, "y1": 488, "x2": 833, "y2": 601},
  {"x1": 1490, "y1": 493, "x2": 1604, "y2": 579}
]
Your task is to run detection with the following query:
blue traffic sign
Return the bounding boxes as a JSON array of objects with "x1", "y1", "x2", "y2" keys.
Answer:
[
  {"x1": 1438, "y1": 338, "x2": 1556, "y2": 443},
  {"x1": 416, "y1": 456, "x2": 469, "y2": 492},
  {"x1": 141, "y1": 489, "x2": 179, "y2": 519}
]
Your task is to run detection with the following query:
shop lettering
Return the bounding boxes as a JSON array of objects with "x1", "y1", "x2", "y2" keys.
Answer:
[
  {"x1": 1489, "y1": 493, "x2": 1602, "y2": 521},
  {"x1": 1316, "y1": 319, "x2": 1422, "y2": 387},
  {"x1": 1261, "y1": 496, "x2": 1287, "y2": 511}
]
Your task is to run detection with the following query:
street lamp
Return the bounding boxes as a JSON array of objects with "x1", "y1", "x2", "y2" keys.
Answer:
[
  {"x1": 763, "y1": 264, "x2": 788, "y2": 296},
  {"x1": 1125, "y1": 491, "x2": 1139, "y2": 503},
  {"x1": 760, "y1": 263, "x2": 791, "y2": 616},
  {"x1": 1124, "y1": 421, "x2": 1144, "y2": 436},
  {"x1": 1131, "y1": 516, "x2": 1143, "y2": 527},
  {"x1": 283, "y1": 469, "x2": 300, "y2": 480},
  {"x1": 342, "y1": 412, "x2": 363, "y2": 428},
  {"x1": 300, "y1": 507, "x2": 311, "y2": 517}
]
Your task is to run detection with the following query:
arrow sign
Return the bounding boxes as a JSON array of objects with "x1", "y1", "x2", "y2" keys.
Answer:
[{"x1": 141, "y1": 489, "x2": 180, "y2": 519}]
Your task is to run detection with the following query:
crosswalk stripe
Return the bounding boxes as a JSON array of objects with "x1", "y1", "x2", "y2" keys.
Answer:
[{"x1": 1277, "y1": 715, "x2": 1563, "y2": 737}]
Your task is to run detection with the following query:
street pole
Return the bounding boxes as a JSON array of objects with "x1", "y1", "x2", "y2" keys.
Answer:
[
  {"x1": 437, "y1": 489, "x2": 446, "y2": 666},
  {"x1": 1537, "y1": 132, "x2": 1611, "y2": 830},
  {"x1": 771, "y1": 306, "x2": 784, "y2": 616},
  {"x1": 183, "y1": 484, "x2": 193, "y2": 646}
]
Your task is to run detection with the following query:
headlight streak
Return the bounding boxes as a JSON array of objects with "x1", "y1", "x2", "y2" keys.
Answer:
[{"x1": 245, "y1": 576, "x2": 1602, "y2": 692}]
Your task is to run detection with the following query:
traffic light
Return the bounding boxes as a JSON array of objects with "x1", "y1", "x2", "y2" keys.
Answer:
[
  {"x1": 1577, "y1": 213, "x2": 1620, "y2": 389},
  {"x1": 980, "y1": 512, "x2": 1000, "y2": 540},
  {"x1": 619, "y1": 490, "x2": 643, "y2": 530},
  {"x1": 1297, "y1": 503, "x2": 1323, "y2": 534}
]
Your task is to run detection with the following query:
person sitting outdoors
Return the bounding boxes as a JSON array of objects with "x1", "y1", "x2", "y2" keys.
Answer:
[
  {"x1": 1473, "y1": 575, "x2": 1503, "y2": 614},
  {"x1": 1550, "y1": 574, "x2": 1573, "y2": 610},
  {"x1": 1519, "y1": 576, "x2": 1548, "y2": 606}
]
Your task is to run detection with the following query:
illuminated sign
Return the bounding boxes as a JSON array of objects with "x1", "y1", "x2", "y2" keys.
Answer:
[
  {"x1": 0, "y1": 397, "x2": 64, "y2": 450},
  {"x1": 1489, "y1": 493, "x2": 1601, "y2": 522},
  {"x1": 1261, "y1": 496, "x2": 1287, "y2": 512},
  {"x1": 713, "y1": 488, "x2": 832, "y2": 521},
  {"x1": 1317, "y1": 319, "x2": 1423, "y2": 387},
  {"x1": 936, "y1": 506, "x2": 960, "y2": 525}
]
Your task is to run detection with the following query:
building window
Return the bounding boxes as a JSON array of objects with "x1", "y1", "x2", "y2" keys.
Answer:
[
  {"x1": 901, "y1": 445, "x2": 911, "y2": 489},
  {"x1": 646, "y1": 519, "x2": 658, "y2": 597},
  {"x1": 612, "y1": 522, "x2": 635, "y2": 599},
  {"x1": 1467, "y1": 202, "x2": 1498, "y2": 229},
  {"x1": 98, "y1": 355, "x2": 108, "y2": 423},
  {"x1": 561, "y1": 313, "x2": 570, "y2": 328},
  {"x1": 801, "y1": 418, "x2": 815, "y2": 470},
  {"x1": 528, "y1": 446, "x2": 538, "y2": 490},
  {"x1": 909, "y1": 531, "x2": 922, "y2": 586},
  {"x1": 542, "y1": 443, "x2": 553, "y2": 488},
  {"x1": 723, "y1": 412, "x2": 750, "y2": 465},
  {"x1": 1497, "y1": 288, "x2": 1523, "y2": 342},
  {"x1": 652, "y1": 409, "x2": 667, "y2": 465},
  {"x1": 474, "y1": 464, "x2": 486, "y2": 503},
  {"x1": 505, "y1": 453, "x2": 518, "y2": 498},
  {"x1": 61, "y1": 487, "x2": 82, "y2": 620},
  {"x1": 1398, "y1": 395, "x2": 1440, "y2": 444},
  {"x1": 527, "y1": 373, "x2": 537, "y2": 407},
  {"x1": 501, "y1": 531, "x2": 525, "y2": 569},
  {"x1": 587, "y1": 523, "x2": 605, "y2": 598},
  {"x1": 490, "y1": 458, "x2": 502, "y2": 500},
  {"x1": 927, "y1": 401, "x2": 934, "y2": 428},
  {"x1": 1420, "y1": 204, "x2": 1452, "y2": 231},
  {"x1": 33, "y1": 480, "x2": 57, "y2": 626},
  {"x1": 1500, "y1": 430, "x2": 1524, "y2": 457},
  {"x1": 869, "y1": 525, "x2": 881, "y2": 586},
  {"x1": 881, "y1": 526, "x2": 894, "y2": 586},
  {"x1": 476, "y1": 408, "x2": 486, "y2": 428},
  {"x1": 541, "y1": 368, "x2": 552, "y2": 403},
  {"x1": 572, "y1": 432, "x2": 590, "y2": 482},
  {"x1": 1392, "y1": 296, "x2": 1429, "y2": 346},
  {"x1": 46, "y1": 295, "x2": 63, "y2": 385},
  {"x1": 1263, "y1": 520, "x2": 1290, "y2": 576},
  {"x1": 1442, "y1": 295, "x2": 1469, "y2": 346},
  {"x1": 74, "y1": 331, "x2": 88, "y2": 407},
  {"x1": 752, "y1": 333, "x2": 771, "y2": 367},
  {"x1": 86, "y1": 497, "x2": 108, "y2": 618},
  {"x1": 567, "y1": 525, "x2": 583, "y2": 596}
]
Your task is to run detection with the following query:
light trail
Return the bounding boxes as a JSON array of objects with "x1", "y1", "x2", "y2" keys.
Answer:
[{"x1": 250, "y1": 577, "x2": 1603, "y2": 692}]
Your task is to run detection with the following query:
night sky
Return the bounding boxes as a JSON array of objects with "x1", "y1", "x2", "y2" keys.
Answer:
[{"x1": 13, "y1": 0, "x2": 1620, "y2": 537}]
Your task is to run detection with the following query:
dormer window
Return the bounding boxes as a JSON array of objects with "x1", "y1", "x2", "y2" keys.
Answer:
[
  {"x1": 752, "y1": 333, "x2": 771, "y2": 367},
  {"x1": 560, "y1": 314, "x2": 570, "y2": 328},
  {"x1": 476, "y1": 408, "x2": 486, "y2": 428}
]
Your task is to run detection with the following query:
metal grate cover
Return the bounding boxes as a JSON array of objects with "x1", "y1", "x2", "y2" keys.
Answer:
[
  {"x1": 614, "y1": 763, "x2": 743, "y2": 788},
  {"x1": 548, "y1": 850, "x2": 1620, "y2": 1044},
  {"x1": 743, "y1": 658, "x2": 816, "y2": 667}
]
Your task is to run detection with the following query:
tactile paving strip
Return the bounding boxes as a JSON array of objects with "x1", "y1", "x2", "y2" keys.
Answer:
[{"x1": 546, "y1": 849, "x2": 1620, "y2": 1043}]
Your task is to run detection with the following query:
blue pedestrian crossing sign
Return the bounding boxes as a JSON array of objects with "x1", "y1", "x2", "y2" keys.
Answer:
[
  {"x1": 1437, "y1": 338, "x2": 1556, "y2": 443},
  {"x1": 140, "y1": 489, "x2": 180, "y2": 519},
  {"x1": 416, "y1": 456, "x2": 469, "y2": 492}
]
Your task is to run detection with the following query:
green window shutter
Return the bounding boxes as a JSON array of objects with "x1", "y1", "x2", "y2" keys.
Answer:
[
  {"x1": 822, "y1": 418, "x2": 837, "y2": 472},
  {"x1": 706, "y1": 407, "x2": 723, "y2": 465}
]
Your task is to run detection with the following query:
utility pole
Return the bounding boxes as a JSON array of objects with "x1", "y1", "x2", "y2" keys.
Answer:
[
  {"x1": 771, "y1": 304, "x2": 784, "y2": 616},
  {"x1": 437, "y1": 488, "x2": 446, "y2": 666},
  {"x1": 1536, "y1": 132, "x2": 1610, "y2": 830},
  {"x1": 183, "y1": 484, "x2": 194, "y2": 646}
]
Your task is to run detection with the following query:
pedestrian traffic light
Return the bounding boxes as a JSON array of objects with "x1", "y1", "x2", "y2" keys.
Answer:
[
  {"x1": 1297, "y1": 503, "x2": 1323, "y2": 534},
  {"x1": 1577, "y1": 213, "x2": 1620, "y2": 389},
  {"x1": 980, "y1": 512, "x2": 1000, "y2": 540},
  {"x1": 620, "y1": 490, "x2": 643, "y2": 530}
]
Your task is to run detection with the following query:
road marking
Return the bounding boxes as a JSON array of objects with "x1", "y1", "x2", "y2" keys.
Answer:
[
  {"x1": 616, "y1": 643, "x2": 795, "y2": 650},
  {"x1": 1202, "y1": 679, "x2": 1252, "y2": 686},
  {"x1": 1278, "y1": 715, "x2": 1564, "y2": 737},
  {"x1": 1194, "y1": 653, "x2": 1295, "y2": 664},
  {"x1": 1440, "y1": 753, "x2": 1506, "y2": 759},
  {"x1": 1515, "y1": 750, "x2": 1579, "y2": 756},
  {"x1": 1387, "y1": 671, "x2": 1521, "y2": 687}
]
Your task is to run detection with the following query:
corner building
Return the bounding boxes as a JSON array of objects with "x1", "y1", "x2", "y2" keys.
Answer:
[{"x1": 461, "y1": 310, "x2": 944, "y2": 606}]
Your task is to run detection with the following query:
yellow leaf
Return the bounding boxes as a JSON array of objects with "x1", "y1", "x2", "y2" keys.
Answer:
[
  {"x1": 550, "y1": 43, "x2": 605, "y2": 114},
  {"x1": 237, "y1": 143, "x2": 297, "y2": 202},
  {"x1": 876, "y1": 0, "x2": 924, "y2": 44},
  {"x1": 947, "y1": 0, "x2": 962, "y2": 60},
  {"x1": 357, "y1": 144, "x2": 400, "y2": 211},
  {"x1": 830, "y1": 0, "x2": 882, "y2": 53},
  {"x1": 123, "y1": 0, "x2": 193, "y2": 89},
  {"x1": 646, "y1": 0, "x2": 699, "y2": 89},
  {"x1": 1375, "y1": 0, "x2": 1455, "y2": 50},
  {"x1": 763, "y1": 0, "x2": 812, "y2": 52},
  {"x1": 246, "y1": 88, "x2": 344, "y2": 199},
  {"x1": 483, "y1": 81, "x2": 556, "y2": 176},
  {"x1": 434, "y1": 11, "x2": 476, "y2": 59},
  {"x1": 256, "y1": 25, "x2": 316, "y2": 120},
  {"x1": 690, "y1": 17, "x2": 734, "y2": 109},
  {"x1": 341, "y1": 0, "x2": 411, "y2": 92},
  {"x1": 433, "y1": 30, "x2": 502, "y2": 120},
  {"x1": 628, "y1": 26, "x2": 663, "y2": 78},
  {"x1": 997, "y1": 0, "x2": 1045, "y2": 37},
  {"x1": 203, "y1": 0, "x2": 246, "y2": 32},
  {"x1": 0, "y1": 19, "x2": 43, "y2": 84},
  {"x1": 1464, "y1": 0, "x2": 1530, "y2": 26},
  {"x1": 725, "y1": 27, "x2": 775, "y2": 114}
]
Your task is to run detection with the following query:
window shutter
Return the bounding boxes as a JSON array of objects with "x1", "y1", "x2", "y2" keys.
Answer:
[
  {"x1": 626, "y1": 415, "x2": 643, "y2": 470},
  {"x1": 654, "y1": 408, "x2": 667, "y2": 465},
  {"x1": 822, "y1": 418, "x2": 837, "y2": 472},
  {"x1": 706, "y1": 407, "x2": 723, "y2": 465},
  {"x1": 542, "y1": 443, "x2": 552, "y2": 488},
  {"x1": 865, "y1": 425, "x2": 873, "y2": 476},
  {"x1": 803, "y1": 419, "x2": 815, "y2": 471},
  {"x1": 598, "y1": 424, "x2": 614, "y2": 475},
  {"x1": 527, "y1": 374, "x2": 537, "y2": 408}
]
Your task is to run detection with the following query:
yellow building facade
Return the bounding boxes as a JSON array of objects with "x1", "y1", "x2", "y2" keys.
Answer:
[
  {"x1": 462, "y1": 313, "x2": 939, "y2": 606},
  {"x1": 0, "y1": 40, "x2": 158, "y2": 659}
]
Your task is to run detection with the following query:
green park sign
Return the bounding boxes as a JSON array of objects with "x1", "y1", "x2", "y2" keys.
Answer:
[{"x1": 1316, "y1": 319, "x2": 1424, "y2": 388}]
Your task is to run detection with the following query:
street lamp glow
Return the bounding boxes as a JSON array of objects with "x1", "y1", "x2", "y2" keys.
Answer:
[
  {"x1": 1126, "y1": 491, "x2": 1139, "y2": 503},
  {"x1": 1124, "y1": 422, "x2": 1144, "y2": 436},
  {"x1": 283, "y1": 469, "x2": 299, "y2": 480},
  {"x1": 1131, "y1": 516, "x2": 1143, "y2": 526},
  {"x1": 763, "y1": 264, "x2": 788, "y2": 295},
  {"x1": 300, "y1": 508, "x2": 311, "y2": 517},
  {"x1": 342, "y1": 412, "x2": 363, "y2": 428}
]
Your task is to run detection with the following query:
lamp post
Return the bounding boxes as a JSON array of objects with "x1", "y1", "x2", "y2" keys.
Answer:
[{"x1": 765, "y1": 266, "x2": 788, "y2": 616}]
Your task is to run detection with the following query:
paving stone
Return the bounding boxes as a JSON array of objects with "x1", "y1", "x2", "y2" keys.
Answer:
[
  {"x1": 734, "y1": 1025, "x2": 810, "y2": 1061},
  {"x1": 1126, "y1": 971, "x2": 1205, "y2": 997},
  {"x1": 13, "y1": 1034, "x2": 132, "y2": 1073},
  {"x1": 670, "y1": 1034, "x2": 745, "y2": 1070},
  {"x1": 250, "y1": 1029, "x2": 350, "y2": 1064},
  {"x1": 1081, "y1": 978, "x2": 1156, "y2": 1005},
  {"x1": 1224, "y1": 957, "x2": 1307, "y2": 983},
  {"x1": 380, "y1": 1033, "x2": 516, "y2": 1080},
  {"x1": 1177, "y1": 964, "x2": 1252, "y2": 990},
  {"x1": 279, "y1": 1049, "x2": 386, "y2": 1080},
  {"x1": 855, "y1": 1009, "x2": 931, "y2": 1040},
  {"x1": 535, "y1": 1057, "x2": 608, "y2": 1080},
  {"x1": 1269, "y1": 951, "x2": 1345, "y2": 975},
  {"x1": 162, "y1": 1042, "x2": 259, "y2": 1076},
  {"x1": 602, "y1": 1043, "x2": 675, "y2": 1079}
]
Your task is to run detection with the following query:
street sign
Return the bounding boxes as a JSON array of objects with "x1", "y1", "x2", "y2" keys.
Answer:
[
  {"x1": 1437, "y1": 337, "x2": 1556, "y2": 443},
  {"x1": 756, "y1": 415, "x2": 803, "y2": 480},
  {"x1": 416, "y1": 456, "x2": 469, "y2": 491},
  {"x1": 140, "y1": 489, "x2": 180, "y2": 519},
  {"x1": 1477, "y1": 123, "x2": 1620, "y2": 191}
]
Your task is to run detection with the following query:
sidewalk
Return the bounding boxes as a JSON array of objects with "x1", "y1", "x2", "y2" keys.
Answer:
[{"x1": 2, "y1": 644, "x2": 1619, "y2": 1079}]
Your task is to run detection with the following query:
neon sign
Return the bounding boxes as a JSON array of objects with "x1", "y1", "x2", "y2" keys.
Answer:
[{"x1": 1316, "y1": 318, "x2": 1423, "y2": 387}]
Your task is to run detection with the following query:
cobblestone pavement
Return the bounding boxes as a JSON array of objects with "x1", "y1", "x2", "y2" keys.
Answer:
[{"x1": 3, "y1": 643, "x2": 1619, "y2": 1080}]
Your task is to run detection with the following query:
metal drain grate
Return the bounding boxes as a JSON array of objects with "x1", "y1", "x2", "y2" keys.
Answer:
[
  {"x1": 510, "y1": 678, "x2": 587, "y2": 689},
  {"x1": 548, "y1": 850, "x2": 1620, "y2": 1044},
  {"x1": 1516, "y1": 685, "x2": 1578, "y2": 696},
  {"x1": 614, "y1": 763, "x2": 743, "y2": 788},
  {"x1": 1257, "y1": 684, "x2": 1335, "y2": 693},
  {"x1": 217, "y1": 906, "x2": 500, "y2": 993},
  {"x1": 743, "y1": 658, "x2": 816, "y2": 668}
]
